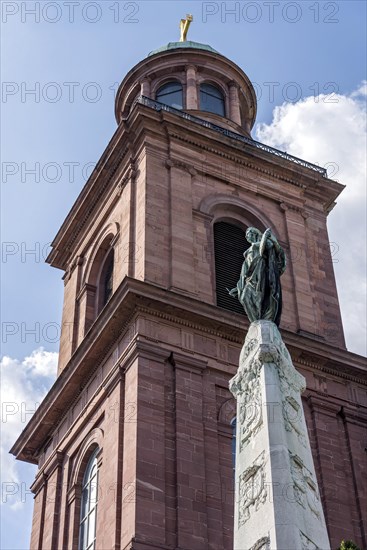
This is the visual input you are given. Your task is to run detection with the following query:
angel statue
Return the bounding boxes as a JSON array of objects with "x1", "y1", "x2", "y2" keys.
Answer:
[{"x1": 228, "y1": 227, "x2": 286, "y2": 326}]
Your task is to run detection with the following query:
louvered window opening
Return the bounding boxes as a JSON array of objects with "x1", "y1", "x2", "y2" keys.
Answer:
[{"x1": 214, "y1": 221, "x2": 248, "y2": 315}]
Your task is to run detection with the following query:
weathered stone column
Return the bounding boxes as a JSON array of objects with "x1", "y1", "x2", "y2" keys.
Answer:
[
  {"x1": 186, "y1": 64, "x2": 198, "y2": 109},
  {"x1": 140, "y1": 78, "x2": 151, "y2": 98},
  {"x1": 229, "y1": 321, "x2": 330, "y2": 550},
  {"x1": 228, "y1": 82, "x2": 242, "y2": 126}
]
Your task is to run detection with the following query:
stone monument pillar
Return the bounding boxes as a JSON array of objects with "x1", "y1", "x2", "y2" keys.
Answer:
[{"x1": 229, "y1": 320, "x2": 330, "y2": 550}]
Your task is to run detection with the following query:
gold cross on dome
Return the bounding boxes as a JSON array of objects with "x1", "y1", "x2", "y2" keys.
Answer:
[{"x1": 180, "y1": 14, "x2": 193, "y2": 42}]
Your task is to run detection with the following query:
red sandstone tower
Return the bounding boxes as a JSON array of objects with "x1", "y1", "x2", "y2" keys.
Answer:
[{"x1": 11, "y1": 37, "x2": 366, "y2": 550}]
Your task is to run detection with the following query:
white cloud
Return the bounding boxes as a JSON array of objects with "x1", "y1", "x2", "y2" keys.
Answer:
[
  {"x1": 255, "y1": 82, "x2": 367, "y2": 356},
  {"x1": 0, "y1": 348, "x2": 57, "y2": 509}
]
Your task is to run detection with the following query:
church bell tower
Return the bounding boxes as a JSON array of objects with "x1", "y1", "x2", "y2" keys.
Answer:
[{"x1": 11, "y1": 22, "x2": 367, "y2": 550}]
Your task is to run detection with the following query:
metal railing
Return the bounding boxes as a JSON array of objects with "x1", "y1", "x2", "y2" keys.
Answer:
[{"x1": 133, "y1": 96, "x2": 327, "y2": 177}]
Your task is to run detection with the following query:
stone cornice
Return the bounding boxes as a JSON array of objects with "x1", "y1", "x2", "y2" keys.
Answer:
[
  {"x1": 135, "y1": 305, "x2": 244, "y2": 343},
  {"x1": 115, "y1": 46, "x2": 257, "y2": 126},
  {"x1": 46, "y1": 104, "x2": 344, "y2": 270},
  {"x1": 46, "y1": 135, "x2": 132, "y2": 270},
  {"x1": 132, "y1": 104, "x2": 344, "y2": 205},
  {"x1": 172, "y1": 132, "x2": 308, "y2": 187},
  {"x1": 135, "y1": 305, "x2": 366, "y2": 383},
  {"x1": 10, "y1": 278, "x2": 366, "y2": 464},
  {"x1": 295, "y1": 355, "x2": 367, "y2": 385}
]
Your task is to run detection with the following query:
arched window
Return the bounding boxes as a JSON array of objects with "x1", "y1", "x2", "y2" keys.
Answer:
[
  {"x1": 214, "y1": 221, "x2": 248, "y2": 315},
  {"x1": 156, "y1": 82, "x2": 183, "y2": 110},
  {"x1": 200, "y1": 83, "x2": 225, "y2": 116},
  {"x1": 79, "y1": 448, "x2": 99, "y2": 550},
  {"x1": 97, "y1": 248, "x2": 114, "y2": 314}
]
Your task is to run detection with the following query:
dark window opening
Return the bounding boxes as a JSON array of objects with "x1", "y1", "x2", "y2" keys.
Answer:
[
  {"x1": 98, "y1": 248, "x2": 114, "y2": 313},
  {"x1": 200, "y1": 83, "x2": 225, "y2": 116},
  {"x1": 214, "y1": 221, "x2": 248, "y2": 315},
  {"x1": 156, "y1": 82, "x2": 183, "y2": 110}
]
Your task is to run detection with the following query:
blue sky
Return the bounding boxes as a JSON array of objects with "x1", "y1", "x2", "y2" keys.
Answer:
[{"x1": 1, "y1": 1, "x2": 366, "y2": 548}]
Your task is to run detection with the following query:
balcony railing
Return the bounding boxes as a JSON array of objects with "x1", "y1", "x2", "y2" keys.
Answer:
[{"x1": 133, "y1": 96, "x2": 327, "y2": 177}]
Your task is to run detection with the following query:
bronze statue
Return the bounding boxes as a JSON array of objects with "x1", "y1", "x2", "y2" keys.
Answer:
[{"x1": 228, "y1": 227, "x2": 286, "y2": 326}]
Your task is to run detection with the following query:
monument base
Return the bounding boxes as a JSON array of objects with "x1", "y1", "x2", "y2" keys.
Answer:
[{"x1": 229, "y1": 321, "x2": 330, "y2": 550}]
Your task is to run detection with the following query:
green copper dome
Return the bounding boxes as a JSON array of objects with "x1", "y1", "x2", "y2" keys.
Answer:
[{"x1": 148, "y1": 41, "x2": 219, "y2": 57}]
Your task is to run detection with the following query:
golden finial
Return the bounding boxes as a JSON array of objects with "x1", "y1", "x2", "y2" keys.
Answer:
[{"x1": 180, "y1": 14, "x2": 193, "y2": 42}]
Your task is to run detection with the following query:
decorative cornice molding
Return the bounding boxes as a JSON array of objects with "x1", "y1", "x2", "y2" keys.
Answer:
[
  {"x1": 135, "y1": 305, "x2": 244, "y2": 343},
  {"x1": 47, "y1": 143, "x2": 131, "y2": 269},
  {"x1": 168, "y1": 131, "x2": 308, "y2": 188},
  {"x1": 67, "y1": 148, "x2": 130, "y2": 251},
  {"x1": 296, "y1": 357, "x2": 367, "y2": 386},
  {"x1": 11, "y1": 278, "x2": 366, "y2": 464}
]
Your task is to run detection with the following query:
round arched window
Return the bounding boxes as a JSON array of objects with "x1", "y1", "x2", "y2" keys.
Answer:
[
  {"x1": 79, "y1": 448, "x2": 99, "y2": 550},
  {"x1": 200, "y1": 83, "x2": 225, "y2": 116},
  {"x1": 156, "y1": 82, "x2": 183, "y2": 110}
]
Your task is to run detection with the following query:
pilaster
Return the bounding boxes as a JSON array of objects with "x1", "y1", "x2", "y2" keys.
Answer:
[
  {"x1": 186, "y1": 65, "x2": 198, "y2": 109},
  {"x1": 228, "y1": 82, "x2": 241, "y2": 126}
]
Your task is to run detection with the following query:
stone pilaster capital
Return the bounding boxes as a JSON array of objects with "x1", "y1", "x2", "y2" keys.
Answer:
[
  {"x1": 229, "y1": 80, "x2": 240, "y2": 90},
  {"x1": 30, "y1": 472, "x2": 48, "y2": 496},
  {"x1": 165, "y1": 157, "x2": 197, "y2": 176}
]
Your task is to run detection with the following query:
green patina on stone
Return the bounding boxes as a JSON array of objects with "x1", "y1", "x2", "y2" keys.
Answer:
[
  {"x1": 148, "y1": 41, "x2": 219, "y2": 57},
  {"x1": 228, "y1": 228, "x2": 286, "y2": 326}
]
